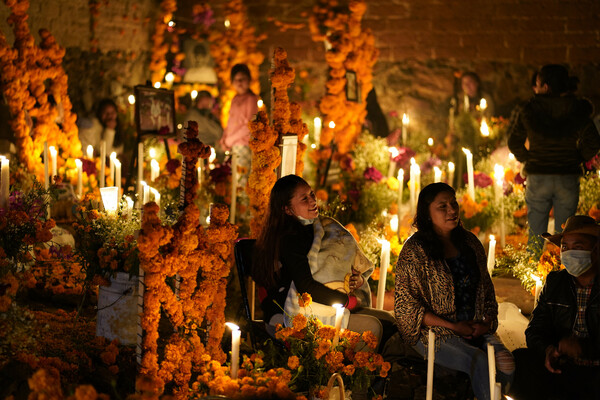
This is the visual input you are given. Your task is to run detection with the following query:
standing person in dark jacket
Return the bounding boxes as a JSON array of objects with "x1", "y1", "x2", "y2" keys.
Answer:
[
  {"x1": 511, "y1": 215, "x2": 600, "y2": 400},
  {"x1": 508, "y1": 64, "x2": 600, "y2": 256}
]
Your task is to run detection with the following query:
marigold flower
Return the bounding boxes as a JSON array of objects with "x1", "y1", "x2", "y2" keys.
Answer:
[
  {"x1": 287, "y1": 355, "x2": 300, "y2": 369},
  {"x1": 297, "y1": 292, "x2": 312, "y2": 308}
]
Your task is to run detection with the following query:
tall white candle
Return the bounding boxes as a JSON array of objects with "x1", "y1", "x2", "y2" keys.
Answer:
[
  {"x1": 43, "y1": 142, "x2": 49, "y2": 190},
  {"x1": 332, "y1": 303, "x2": 344, "y2": 347},
  {"x1": 487, "y1": 235, "x2": 496, "y2": 276},
  {"x1": 487, "y1": 343, "x2": 496, "y2": 400},
  {"x1": 150, "y1": 187, "x2": 161, "y2": 209},
  {"x1": 86, "y1": 145, "x2": 94, "y2": 160},
  {"x1": 397, "y1": 168, "x2": 404, "y2": 241},
  {"x1": 115, "y1": 159, "x2": 121, "y2": 195},
  {"x1": 99, "y1": 140, "x2": 106, "y2": 188},
  {"x1": 494, "y1": 164, "x2": 506, "y2": 248},
  {"x1": 109, "y1": 152, "x2": 116, "y2": 185},
  {"x1": 402, "y1": 113, "x2": 409, "y2": 145},
  {"x1": 75, "y1": 159, "x2": 82, "y2": 198},
  {"x1": 137, "y1": 142, "x2": 144, "y2": 208},
  {"x1": 0, "y1": 157, "x2": 9, "y2": 209},
  {"x1": 462, "y1": 148, "x2": 475, "y2": 200},
  {"x1": 229, "y1": 149, "x2": 238, "y2": 224},
  {"x1": 448, "y1": 162, "x2": 455, "y2": 187},
  {"x1": 426, "y1": 329, "x2": 435, "y2": 400},
  {"x1": 376, "y1": 239, "x2": 391, "y2": 310},
  {"x1": 494, "y1": 382, "x2": 502, "y2": 400},
  {"x1": 434, "y1": 166, "x2": 442, "y2": 183},
  {"x1": 409, "y1": 158, "x2": 417, "y2": 213},
  {"x1": 49, "y1": 146, "x2": 58, "y2": 181},
  {"x1": 141, "y1": 181, "x2": 149, "y2": 205},
  {"x1": 125, "y1": 196, "x2": 134, "y2": 218},
  {"x1": 150, "y1": 159, "x2": 159, "y2": 182},
  {"x1": 314, "y1": 117, "x2": 322, "y2": 144},
  {"x1": 225, "y1": 322, "x2": 241, "y2": 379},
  {"x1": 387, "y1": 147, "x2": 399, "y2": 178},
  {"x1": 414, "y1": 163, "x2": 421, "y2": 202},
  {"x1": 197, "y1": 158, "x2": 202, "y2": 187},
  {"x1": 534, "y1": 276, "x2": 542, "y2": 308}
]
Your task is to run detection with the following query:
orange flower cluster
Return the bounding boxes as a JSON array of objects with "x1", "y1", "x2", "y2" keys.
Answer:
[
  {"x1": 0, "y1": 1, "x2": 81, "y2": 176},
  {"x1": 309, "y1": 0, "x2": 378, "y2": 155},
  {"x1": 537, "y1": 246, "x2": 562, "y2": 281},
  {"x1": 27, "y1": 368, "x2": 110, "y2": 400},
  {"x1": 208, "y1": 0, "x2": 264, "y2": 129},
  {"x1": 149, "y1": 0, "x2": 177, "y2": 84},
  {"x1": 137, "y1": 190, "x2": 237, "y2": 397},
  {"x1": 178, "y1": 121, "x2": 212, "y2": 207},
  {"x1": 459, "y1": 192, "x2": 489, "y2": 219},
  {"x1": 0, "y1": 272, "x2": 18, "y2": 312}
]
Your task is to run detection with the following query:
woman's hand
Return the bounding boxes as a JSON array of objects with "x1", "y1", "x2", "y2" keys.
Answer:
[
  {"x1": 349, "y1": 268, "x2": 364, "y2": 292},
  {"x1": 450, "y1": 321, "x2": 476, "y2": 338},
  {"x1": 470, "y1": 320, "x2": 491, "y2": 338}
]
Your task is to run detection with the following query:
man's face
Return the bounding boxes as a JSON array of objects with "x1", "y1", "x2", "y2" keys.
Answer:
[
  {"x1": 196, "y1": 96, "x2": 213, "y2": 110},
  {"x1": 535, "y1": 76, "x2": 549, "y2": 95},
  {"x1": 561, "y1": 233, "x2": 595, "y2": 252}
]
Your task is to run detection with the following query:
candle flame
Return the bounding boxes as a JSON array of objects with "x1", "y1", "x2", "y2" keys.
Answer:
[
  {"x1": 328, "y1": 121, "x2": 336, "y2": 129},
  {"x1": 402, "y1": 113, "x2": 409, "y2": 125},
  {"x1": 410, "y1": 157, "x2": 416, "y2": 165},
  {"x1": 388, "y1": 146, "x2": 400, "y2": 158},
  {"x1": 390, "y1": 215, "x2": 399, "y2": 232},
  {"x1": 165, "y1": 72, "x2": 175, "y2": 83},
  {"x1": 489, "y1": 234, "x2": 495, "y2": 242},
  {"x1": 314, "y1": 117, "x2": 321, "y2": 128},
  {"x1": 462, "y1": 147, "x2": 472, "y2": 156},
  {"x1": 257, "y1": 99, "x2": 264, "y2": 108},
  {"x1": 480, "y1": 119, "x2": 490, "y2": 137},
  {"x1": 448, "y1": 161, "x2": 455, "y2": 172},
  {"x1": 191, "y1": 90, "x2": 198, "y2": 100},
  {"x1": 225, "y1": 322, "x2": 239, "y2": 331},
  {"x1": 427, "y1": 137, "x2": 434, "y2": 146},
  {"x1": 479, "y1": 98, "x2": 487, "y2": 110},
  {"x1": 494, "y1": 164, "x2": 505, "y2": 182},
  {"x1": 153, "y1": 82, "x2": 161, "y2": 89},
  {"x1": 128, "y1": 94, "x2": 135, "y2": 105},
  {"x1": 311, "y1": 143, "x2": 317, "y2": 149},
  {"x1": 332, "y1": 303, "x2": 344, "y2": 310},
  {"x1": 397, "y1": 168, "x2": 404, "y2": 180},
  {"x1": 224, "y1": 19, "x2": 231, "y2": 28},
  {"x1": 149, "y1": 148, "x2": 156, "y2": 158},
  {"x1": 75, "y1": 159, "x2": 82, "y2": 167}
]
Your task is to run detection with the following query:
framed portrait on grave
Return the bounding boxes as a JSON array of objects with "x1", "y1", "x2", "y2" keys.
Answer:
[
  {"x1": 346, "y1": 70, "x2": 360, "y2": 102},
  {"x1": 180, "y1": 36, "x2": 218, "y2": 84},
  {"x1": 134, "y1": 85, "x2": 176, "y2": 137}
]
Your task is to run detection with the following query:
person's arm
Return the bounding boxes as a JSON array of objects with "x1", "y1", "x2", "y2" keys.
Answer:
[
  {"x1": 280, "y1": 233, "x2": 349, "y2": 307},
  {"x1": 507, "y1": 105, "x2": 529, "y2": 163},
  {"x1": 578, "y1": 119, "x2": 600, "y2": 162}
]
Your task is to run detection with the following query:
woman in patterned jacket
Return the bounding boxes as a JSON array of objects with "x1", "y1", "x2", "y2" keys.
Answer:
[{"x1": 394, "y1": 182, "x2": 514, "y2": 400}]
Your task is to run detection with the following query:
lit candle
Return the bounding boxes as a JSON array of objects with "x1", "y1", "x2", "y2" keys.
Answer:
[
  {"x1": 49, "y1": 146, "x2": 58, "y2": 181},
  {"x1": 390, "y1": 215, "x2": 398, "y2": 233},
  {"x1": 387, "y1": 147, "x2": 399, "y2": 178},
  {"x1": 99, "y1": 140, "x2": 106, "y2": 188},
  {"x1": 533, "y1": 275, "x2": 542, "y2": 308},
  {"x1": 487, "y1": 235, "x2": 496, "y2": 276},
  {"x1": 462, "y1": 148, "x2": 475, "y2": 200},
  {"x1": 257, "y1": 99, "x2": 264, "y2": 109},
  {"x1": 480, "y1": 98, "x2": 488, "y2": 111},
  {"x1": 191, "y1": 90, "x2": 198, "y2": 100},
  {"x1": 197, "y1": 158, "x2": 202, "y2": 187},
  {"x1": 494, "y1": 164, "x2": 506, "y2": 248},
  {"x1": 448, "y1": 162, "x2": 455, "y2": 186},
  {"x1": 463, "y1": 94, "x2": 469, "y2": 111},
  {"x1": 125, "y1": 196, "x2": 134, "y2": 217},
  {"x1": 75, "y1": 159, "x2": 82, "y2": 198},
  {"x1": 230, "y1": 149, "x2": 238, "y2": 224},
  {"x1": 109, "y1": 152, "x2": 116, "y2": 185},
  {"x1": 487, "y1": 343, "x2": 496, "y2": 400},
  {"x1": 426, "y1": 329, "x2": 435, "y2": 400},
  {"x1": 314, "y1": 117, "x2": 322, "y2": 144},
  {"x1": 480, "y1": 118, "x2": 490, "y2": 137},
  {"x1": 86, "y1": 145, "x2": 94, "y2": 160},
  {"x1": 397, "y1": 168, "x2": 404, "y2": 240},
  {"x1": 376, "y1": 239, "x2": 391, "y2": 310},
  {"x1": 328, "y1": 120, "x2": 335, "y2": 129},
  {"x1": 409, "y1": 158, "x2": 417, "y2": 213},
  {"x1": 141, "y1": 181, "x2": 149, "y2": 205},
  {"x1": 150, "y1": 187, "x2": 160, "y2": 209},
  {"x1": 150, "y1": 159, "x2": 159, "y2": 182},
  {"x1": 402, "y1": 113, "x2": 409, "y2": 145},
  {"x1": 100, "y1": 186, "x2": 119, "y2": 216},
  {"x1": 225, "y1": 322, "x2": 241, "y2": 379},
  {"x1": 332, "y1": 303, "x2": 344, "y2": 347},
  {"x1": 434, "y1": 166, "x2": 442, "y2": 183},
  {"x1": 427, "y1": 137, "x2": 434, "y2": 147},
  {"x1": 0, "y1": 157, "x2": 9, "y2": 209},
  {"x1": 43, "y1": 142, "x2": 49, "y2": 190},
  {"x1": 115, "y1": 159, "x2": 121, "y2": 195},
  {"x1": 137, "y1": 142, "x2": 144, "y2": 207}
]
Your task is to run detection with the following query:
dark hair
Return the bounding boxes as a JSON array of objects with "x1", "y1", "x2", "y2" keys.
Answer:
[
  {"x1": 230, "y1": 63, "x2": 251, "y2": 82},
  {"x1": 95, "y1": 98, "x2": 123, "y2": 147},
  {"x1": 197, "y1": 90, "x2": 212, "y2": 100},
  {"x1": 252, "y1": 175, "x2": 308, "y2": 288},
  {"x1": 412, "y1": 182, "x2": 472, "y2": 261},
  {"x1": 538, "y1": 64, "x2": 570, "y2": 95},
  {"x1": 461, "y1": 71, "x2": 481, "y2": 86}
]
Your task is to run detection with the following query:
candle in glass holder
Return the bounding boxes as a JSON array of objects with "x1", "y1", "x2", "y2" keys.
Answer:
[{"x1": 100, "y1": 187, "x2": 119, "y2": 216}]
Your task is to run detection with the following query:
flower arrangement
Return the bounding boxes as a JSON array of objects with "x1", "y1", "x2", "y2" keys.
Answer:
[
  {"x1": 208, "y1": 0, "x2": 265, "y2": 129},
  {"x1": 274, "y1": 293, "x2": 390, "y2": 396},
  {"x1": 149, "y1": 0, "x2": 177, "y2": 84},
  {"x1": 0, "y1": 1, "x2": 81, "y2": 176},
  {"x1": 578, "y1": 172, "x2": 600, "y2": 220}
]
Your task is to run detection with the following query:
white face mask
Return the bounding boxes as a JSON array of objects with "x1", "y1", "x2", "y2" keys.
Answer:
[{"x1": 561, "y1": 250, "x2": 593, "y2": 277}]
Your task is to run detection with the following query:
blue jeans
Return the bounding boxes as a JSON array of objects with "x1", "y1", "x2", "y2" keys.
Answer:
[
  {"x1": 525, "y1": 174, "x2": 580, "y2": 255},
  {"x1": 414, "y1": 334, "x2": 514, "y2": 400}
]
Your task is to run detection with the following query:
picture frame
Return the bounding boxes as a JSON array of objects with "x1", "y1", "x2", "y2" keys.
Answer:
[
  {"x1": 345, "y1": 70, "x2": 360, "y2": 103},
  {"x1": 134, "y1": 85, "x2": 176, "y2": 137}
]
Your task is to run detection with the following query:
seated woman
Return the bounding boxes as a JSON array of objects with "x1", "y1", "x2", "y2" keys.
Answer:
[
  {"x1": 395, "y1": 182, "x2": 514, "y2": 400},
  {"x1": 252, "y1": 175, "x2": 396, "y2": 349}
]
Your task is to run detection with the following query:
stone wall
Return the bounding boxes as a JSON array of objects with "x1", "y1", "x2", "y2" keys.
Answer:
[{"x1": 2, "y1": 0, "x2": 599, "y2": 138}]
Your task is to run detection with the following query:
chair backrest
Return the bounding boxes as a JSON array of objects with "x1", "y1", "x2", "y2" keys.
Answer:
[{"x1": 234, "y1": 238, "x2": 256, "y2": 322}]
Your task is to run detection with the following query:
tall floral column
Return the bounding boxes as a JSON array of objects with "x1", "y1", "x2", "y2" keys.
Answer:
[{"x1": 149, "y1": 0, "x2": 177, "y2": 84}]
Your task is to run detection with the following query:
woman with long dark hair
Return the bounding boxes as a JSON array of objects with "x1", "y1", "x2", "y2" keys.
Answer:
[
  {"x1": 253, "y1": 175, "x2": 396, "y2": 348},
  {"x1": 395, "y1": 182, "x2": 514, "y2": 400}
]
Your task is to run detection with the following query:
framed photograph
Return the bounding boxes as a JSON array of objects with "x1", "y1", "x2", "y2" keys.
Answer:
[
  {"x1": 180, "y1": 36, "x2": 218, "y2": 84},
  {"x1": 345, "y1": 70, "x2": 359, "y2": 102},
  {"x1": 134, "y1": 85, "x2": 176, "y2": 137}
]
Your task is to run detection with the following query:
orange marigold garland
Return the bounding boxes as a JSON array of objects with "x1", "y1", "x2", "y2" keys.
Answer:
[
  {"x1": 0, "y1": 0, "x2": 81, "y2": 176},
  {"x1": 149, "y1": 0, "x2": 177, "y2": 84},
  {"x1": 137, "y1": 123, "x2": 237, "y2": 397},
  {"x1": 309, "y1": 0, "x2": 378, "y2": 156},
  {"x1": 209, "y1": 0, "x2": 264, "y2": 129}
]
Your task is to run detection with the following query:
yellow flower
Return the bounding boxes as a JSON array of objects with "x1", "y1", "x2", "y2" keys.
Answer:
[
  {"x1": 297, "y1": 292, "x2": 312, "y2": 308},
  {"x1": 362, "y1": 330, "x2": 378, "y2": 350},
  {"x1": 287, "y1": 355, "x2": 300, "y2": 370},
  {"x1": 292, "y1": 314, "x2": 308, "y2": 331}
]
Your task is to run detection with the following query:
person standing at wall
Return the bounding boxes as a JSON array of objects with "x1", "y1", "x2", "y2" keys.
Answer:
[{"x1": 507, "y1": 64, "x2": 600, "y2": 256}]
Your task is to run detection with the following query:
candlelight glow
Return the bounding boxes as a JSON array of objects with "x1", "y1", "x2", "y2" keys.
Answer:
[
  {"x1": 410, "y1": 157, "x2": 416, "y2": 166},
  {"x1": 494, "y1": 164, "x2": 505, "y2": 183},
  {"x1": 167, "y1": 20, "x2": 175, "y2": 27},
  {"x1": 75, "y1": 159, "x2": 82, "y2": 168},
  {"x1": 225, "y1": 322, "x2": 239, "y2": 331},
  {"x1": 209, "y1": 148, "x2": 217, "y2": 163},
  {"x1": 402, "y1": 113, "x2": 409, "y2": 125},
  {"x1": 224, "y1": 19, "x2": 231, "y2": 28},
  {"x1": 388, "y1": 146, "x2": 400, "y2": 158},
  {"x1": 100, "y1": 187, "x2": 119, "y2": 216},
  {"x1": 332, "y1": 303, "x2": 343, "y2": 310},
  {"x1": 177, "y1": 124, "x2": 183, "y2": 129},
  {"x1": 149, "y1": 148, "x2": 156, "y2": 158},
  {"x1": 311, "y1": 143, "x2": 317, "y2": 149},
  {"x1": 153, "y1": 82, "x2": 161, "y2": 89},
  {"x1": 128, "y1": 94, "x2": 135, "y2": 105},
  {"x1": 427, "y1": 137, "x2": 434, "y2": 146},
  {"x1": 480, "y1": 98, "x2": 488, "y2": 110},
  {"x1": 191, "y1": 90, "x2": 198, "y2": 100},
  {"x1": 86, "y1": 145, "x2": 94, "y2": 159},
  {"x1": 165, "y1": 72, "x2": 175, "y2": 83},
  {"x1": 508, "y1": 152, "x2": 515, "y2": 161},
  {"x1": 257, "y1": 99, "x2": 264, "y2": 108},
  {"x1": 328, "y1": 121, "x2": 336, "y2": 129},
  {"x1": 480, "y1": 119, "x2": 490, "y2": 137},
  {"x1": 462, "y1": 147, "x2": 472, "y2": 156},
  {"x1": 489, "y1": 234, "x2": 495, "y2": 242},
  {"x1": 314, "y1": 117, "x2": 321, "y2": 129},
  {"x1": 448, "y1": 161, "x2": 455, "y2": 172},
  {"x1": 390, "y1": 215, "x2": 399, "y2": 232}
]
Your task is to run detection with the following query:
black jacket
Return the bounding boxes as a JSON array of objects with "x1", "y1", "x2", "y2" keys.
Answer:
[
  {"x1": 507, "y1": 94, "x2": 600, "y2": 175},
  {"x1": 526, "y1": 269, "x2": 600, "y2": 362}
]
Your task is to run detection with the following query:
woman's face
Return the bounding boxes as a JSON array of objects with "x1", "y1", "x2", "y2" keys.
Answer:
[
  {"x1": 286, "y1": 184, "x2": 318, "y2": 220},
  {"x1": 461, "y1": 76, "x2": 479, "y2": 98},
  {"x1": 428, "y1": 191, "x2": 459, "y2": 236},
  {"x1": 232, "y1": 72, "x2": 250, "y2": 95}
]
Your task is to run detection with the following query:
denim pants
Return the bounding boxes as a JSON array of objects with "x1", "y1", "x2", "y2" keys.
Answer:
[
  {"x1": 414, "y1": 334, "x2": 513, "y2": 400},
  {"x1": 525, "y1": 174, "x2": 580, "y2": 255}
]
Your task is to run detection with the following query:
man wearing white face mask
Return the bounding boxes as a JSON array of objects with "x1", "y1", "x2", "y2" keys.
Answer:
[{"x1": 510, "y1": 215, "x2": 600, "y2": 400}]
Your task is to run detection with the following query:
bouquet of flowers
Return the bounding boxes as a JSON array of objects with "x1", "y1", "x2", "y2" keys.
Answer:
[
  {"x1": 274, "y1": 294, "x2": 390, "y2": 398},
  {"x1": 72, "y1": 194, "x2": 140, "y2": 285}
]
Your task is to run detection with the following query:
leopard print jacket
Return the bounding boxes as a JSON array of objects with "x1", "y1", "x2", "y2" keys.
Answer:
[{"x1": 394, "y1": 230, "x2": 498, "y2": 346}]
